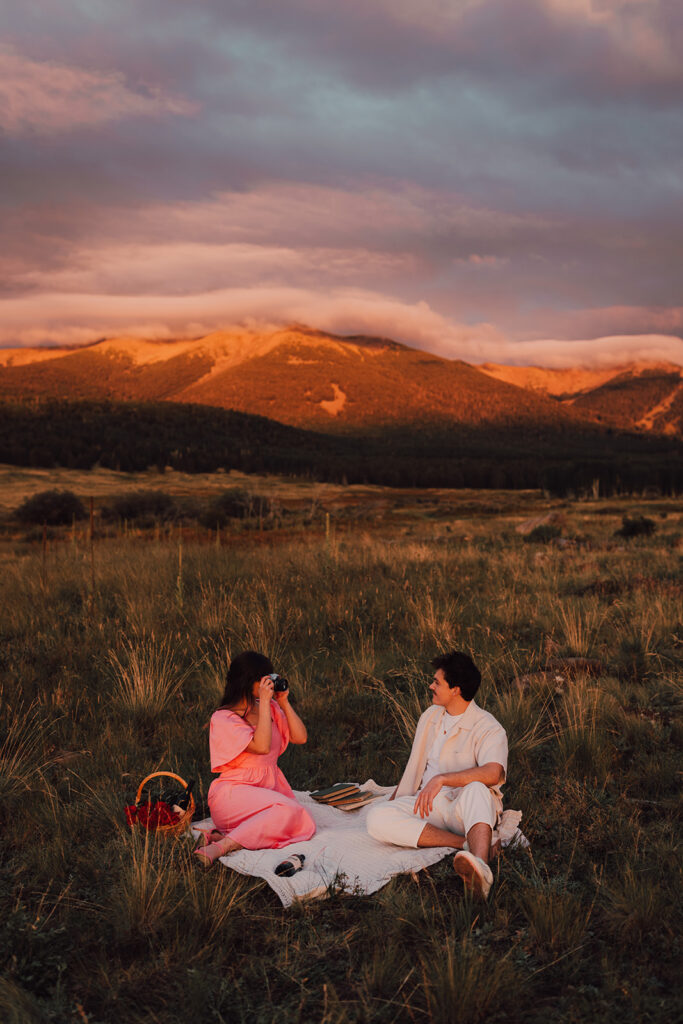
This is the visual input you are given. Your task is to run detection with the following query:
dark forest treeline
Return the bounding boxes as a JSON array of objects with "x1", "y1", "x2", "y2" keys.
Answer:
[{"x1": 1, "y1": 399, "x2": 681, "y2": 496}]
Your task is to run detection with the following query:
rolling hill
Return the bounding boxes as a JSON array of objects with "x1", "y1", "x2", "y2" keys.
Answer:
[
  {"x1": 1, "y1": 327, "x2": 681, "y2": 494},
  {"x1": 2, "y1": 328, "x2": 681, "y2": 437},
  {"x1": 0, "y1": 325, "x2": 610, "y2": 437}
]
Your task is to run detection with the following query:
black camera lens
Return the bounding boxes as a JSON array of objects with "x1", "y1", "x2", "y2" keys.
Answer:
[{"x1": 270, "y1": 673, "x2": 289, "y2": 692}]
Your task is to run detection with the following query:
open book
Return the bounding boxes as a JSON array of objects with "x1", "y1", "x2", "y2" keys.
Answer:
[{"x1": 309, "y1": 783, "x2": 384, "y2": 810}]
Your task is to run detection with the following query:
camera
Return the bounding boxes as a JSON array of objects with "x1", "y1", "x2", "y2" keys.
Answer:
[{"x1": 269, "y1": 673, "x2": 289, "y2": 693}]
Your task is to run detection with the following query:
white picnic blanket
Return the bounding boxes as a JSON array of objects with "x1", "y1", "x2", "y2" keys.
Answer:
[{"x1": 191, "y1": 781, "x2": 528, "y2": 907}]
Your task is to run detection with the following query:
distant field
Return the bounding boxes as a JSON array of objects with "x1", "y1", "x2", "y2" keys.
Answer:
[
  {"x1": 0, "y1": 493, "x2": 681, "y2": 1022},
  {"x1": 0, "y1": 463, "x2": 556, "y2": 520},
  {"x1": 0, "y1": 463, "x2": 361, "y2": 512},
  {"x1": 3, "y1": 463, "x2": 681, "y2": 520}
]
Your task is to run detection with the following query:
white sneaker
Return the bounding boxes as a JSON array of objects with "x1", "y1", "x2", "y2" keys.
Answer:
[{"x1": 453, "y1": 850, "x2": 494, "y2": 900}]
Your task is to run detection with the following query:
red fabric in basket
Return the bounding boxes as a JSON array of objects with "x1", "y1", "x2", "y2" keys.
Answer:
[{"x1": 125, "y1": 801, "x2": 181, "y2": 830}]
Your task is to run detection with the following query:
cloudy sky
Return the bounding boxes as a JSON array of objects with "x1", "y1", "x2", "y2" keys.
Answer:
[{"x1": 2, "y1": 0, "x2": 683, "y2": 366}]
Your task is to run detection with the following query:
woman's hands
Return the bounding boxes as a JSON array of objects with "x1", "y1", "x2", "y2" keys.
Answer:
[
  {"x1": 274, "y1": 683, "x2": 307, "y2": 744},
  {"x1": 252, "y1": 674, "x2": 308, "y2": 746},
  {"x1": 257, "y1": 675, "x2": 275, "y2": 704},
  {"x1": 245, "y1": 676, "x2": 275, "y2": 754}
]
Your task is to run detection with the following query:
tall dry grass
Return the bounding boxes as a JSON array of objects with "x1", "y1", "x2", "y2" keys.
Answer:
[
  {"x1": 106, "y1": 634, "x2": 194, "y2": 716},
  {"x1": 0, "y1": 699, "x2": 55, "y2": 813},
  {"x1": 0, "y1": 496, "x2": 681, "y2": 1022}
]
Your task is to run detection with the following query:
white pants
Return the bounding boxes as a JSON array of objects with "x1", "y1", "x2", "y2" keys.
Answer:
[{"x1": 366, "y1": 782, "x2": 498, "y2": 849}]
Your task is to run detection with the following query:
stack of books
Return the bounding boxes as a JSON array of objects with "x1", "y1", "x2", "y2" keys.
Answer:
[{"x1": 309, "y1": 783, "x2": 383, "y2": 810}]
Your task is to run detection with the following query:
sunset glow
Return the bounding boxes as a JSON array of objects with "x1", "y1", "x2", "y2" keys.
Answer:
[{"x1": 2, "y1": 0, "x2": 683, "y2": 365}]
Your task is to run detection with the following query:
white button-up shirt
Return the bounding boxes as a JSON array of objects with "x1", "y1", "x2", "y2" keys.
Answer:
[{"x1": 395, "y1": 699, "x2": 508, "y2": 813}]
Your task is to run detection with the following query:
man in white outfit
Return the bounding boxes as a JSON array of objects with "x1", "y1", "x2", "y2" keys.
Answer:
[{"x1": 366, "y1": 651, "x2": 507, "y2": 899}]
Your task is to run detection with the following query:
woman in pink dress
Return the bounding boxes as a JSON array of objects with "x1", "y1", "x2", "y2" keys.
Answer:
[{"x1": 195, "y1": 650, "x2": 315, "y2": 867}]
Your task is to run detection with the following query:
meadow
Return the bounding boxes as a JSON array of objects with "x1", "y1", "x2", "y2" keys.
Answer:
[{"x1": 0, "y1": 482, "x2": 681, "y2": 1023}]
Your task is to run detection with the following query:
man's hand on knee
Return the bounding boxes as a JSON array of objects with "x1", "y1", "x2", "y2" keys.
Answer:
[{"x1": 413, "y1": 776, "x2": 445, "y2": 818}]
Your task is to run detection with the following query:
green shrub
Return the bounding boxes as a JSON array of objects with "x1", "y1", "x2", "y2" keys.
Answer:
[
  {"x1": 100, "y1": 490, "x2": 177, "y2": 525},
  {"x1": 615, "y1": 515, "x2": 656, "y2": 538},
  {"x1": 524, "y1": 523, "x2": 562, "y2": 544},
  {"x1": 14, "y1": 490, "x2": 86, "y2": 525},
  {"x1": 200, "y1": 489, "x2": 271, "y2": 527}
]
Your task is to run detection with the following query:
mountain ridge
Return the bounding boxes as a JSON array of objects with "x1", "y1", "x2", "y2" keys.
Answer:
[{"x1": 1, "y1": 326, "x2": 681, "y2": 437}]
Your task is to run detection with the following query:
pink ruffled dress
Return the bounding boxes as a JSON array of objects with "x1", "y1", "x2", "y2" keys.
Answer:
[{"x1": 207, "y1": 703, "x2": 316, "y2": 849}]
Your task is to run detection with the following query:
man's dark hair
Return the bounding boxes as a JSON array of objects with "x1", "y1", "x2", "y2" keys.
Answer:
[{"x1": 431, "y1": 651, "x2": 481, "y2": 701}]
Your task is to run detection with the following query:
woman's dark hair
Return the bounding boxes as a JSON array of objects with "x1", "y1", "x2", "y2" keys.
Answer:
[
  {"x1": 219, "y1": 650, "x2": 274, "y2": 710},
  {"x1": 431, "y1": 651, "x2": 481, "y2": 701}
]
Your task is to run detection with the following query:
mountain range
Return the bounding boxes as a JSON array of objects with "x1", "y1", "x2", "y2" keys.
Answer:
[{"x1": 1, "y1": 325, "x2": 681, "y2": 438}]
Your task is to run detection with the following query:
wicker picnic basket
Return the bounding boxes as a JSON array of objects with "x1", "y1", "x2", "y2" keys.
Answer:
[{"x1": 133, "y1": 770, "x2": 196, "y2": 837}]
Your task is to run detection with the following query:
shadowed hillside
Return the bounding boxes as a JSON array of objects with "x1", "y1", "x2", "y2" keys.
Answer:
[{"x1": 1, "y1": 398, "x2": 681, "y2": 495}]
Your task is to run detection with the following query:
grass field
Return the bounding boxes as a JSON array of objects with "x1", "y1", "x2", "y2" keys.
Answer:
[
  {"x1": 0, "y1": 464, "x2": 554, "y2": 518},
  {"x1": 0, "y1": 483, "x2": 681, "y2": 1023}
]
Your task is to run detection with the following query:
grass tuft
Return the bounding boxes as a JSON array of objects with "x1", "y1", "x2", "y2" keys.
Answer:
[
  {"x1": 0, "y1": 699, "x2": 54, "y2": 815},
  {"x1": 420, "y1": 934, "x2": 520, "y2": 1023},
  {"x1": 106, "y1": 633, "x2": 192, "y2": 716},
  {"x1": 513, "y1": 865, "x2": 595, "y2": 963}
]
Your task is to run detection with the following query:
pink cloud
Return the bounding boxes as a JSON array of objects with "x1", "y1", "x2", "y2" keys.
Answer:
[
  {"x1": 1, "y1": 182, "x2": 680, "y2": 367},
  {"x1": 7, "y1": 241, "x2": 414, "y2": 296},
  {"x1": 0, "y1": 285, "x2": 506, "y2": 355},
  {"x1": 512, "y1": 304, "x2": 683, "y2": 341},
  {"x1": 492, "y1": 333, "x2": 683, "y2": 368},
  {"x1": 139, "y1": 183, "x2": 538, "y2": 248},
  {"x1": 2, "y1": 284, "x2": 680, "y2": 367},
  {"x1": 0, "y1": 184, "x2": 542, "y2": 302},
  {"x1": 0, "y1": 48, "x2": 197, "y2": 135}
]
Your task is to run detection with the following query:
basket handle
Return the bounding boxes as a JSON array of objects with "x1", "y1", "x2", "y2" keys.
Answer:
[{"x1": 135, "y1": 771, "x2": 189, "y2": 806}]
